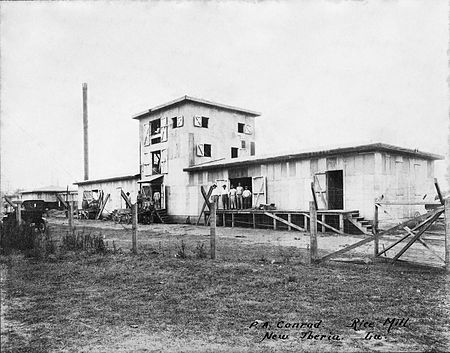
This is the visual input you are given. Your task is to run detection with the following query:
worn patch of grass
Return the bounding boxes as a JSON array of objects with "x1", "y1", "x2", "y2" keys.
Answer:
[{"x1": 1, "y1": 231, "x2": 449, "y2": 352}]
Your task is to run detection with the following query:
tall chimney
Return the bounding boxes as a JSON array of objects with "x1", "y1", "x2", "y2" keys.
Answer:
[{"x1": 82, "y1": 83, "x2": 89, "y2": 180}]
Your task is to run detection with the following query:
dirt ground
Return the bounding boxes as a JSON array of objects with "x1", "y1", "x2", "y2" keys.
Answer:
[{"x1": 1, "y1": 217, "x2": 449, "y2": 352}]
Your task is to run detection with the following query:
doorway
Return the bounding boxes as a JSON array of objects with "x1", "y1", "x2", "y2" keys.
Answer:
[
  {"x1": 326, "y1": 170, "x2": 343, "y2": 210},
  {"x1": 229, "y1": 177, "x2": 252, "y2": 191}
]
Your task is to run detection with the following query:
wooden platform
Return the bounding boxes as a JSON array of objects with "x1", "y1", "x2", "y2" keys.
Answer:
[{"x1": 203, "y1": 208, "x2": 369, "y2": 234}]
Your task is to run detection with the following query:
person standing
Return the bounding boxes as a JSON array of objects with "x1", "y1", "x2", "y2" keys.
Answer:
[
  {"x1": 153, "y1": 191, "x2": 161, "y2": 209},
  {"x1": 229, "y1": 185, "x2": 237, "y2": 209},
  {"x1": 242, "y1": 186, "x2": 252, "y2": 209},
  {"x1": 210, "y1": 184, "x2": 220, "y2": 206},
  {"x1": 221, "y1": 184, "x2": 229, "y2": 210},
  {"x1": 236, "y1": 183, "x2": 244, "y2": 209}
]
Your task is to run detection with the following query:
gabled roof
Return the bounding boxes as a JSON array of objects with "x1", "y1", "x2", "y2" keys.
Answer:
[
  {"x1": 132, "y1": 95, "x2": 261, "y2": 120},
  {"x1": 183, "y1": 143, "x2": 444, "y2": 172}
]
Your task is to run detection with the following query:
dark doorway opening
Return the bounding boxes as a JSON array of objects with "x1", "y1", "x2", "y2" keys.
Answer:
[
  {"x1": 326, "y1": 170, "x2": 343, "y2": 210},
  {"x1": 229, "y1": 177, "x2": 252, "y2": 191}
]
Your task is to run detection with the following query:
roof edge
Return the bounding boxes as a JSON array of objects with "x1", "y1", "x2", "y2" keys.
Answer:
[
  {"x1": 74, "y1": 173, "x2": 141, "y2": 186},
  {"x1": 132, "y1": 95, "x2": 261, "y2": 120},
  {"x1": 183, "y1": 143, "x2": 444, "y2": 172}
]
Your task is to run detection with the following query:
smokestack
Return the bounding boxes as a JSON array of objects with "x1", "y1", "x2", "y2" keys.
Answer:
[{"x1": 82, "y1": 83, "x2": 89, "y2": 181}]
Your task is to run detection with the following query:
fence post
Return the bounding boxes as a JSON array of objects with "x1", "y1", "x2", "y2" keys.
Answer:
[
  {"x1": 309, "y1": 201, "x2": 318, "y2": 263},
  {"x1": 373, "y1": 200, "x2": 379, "y2": 258},
  {"x1": 16, "y1": 202, "x2": 22, "y2": 225},
  {"x1": 68, "y1": 202, "x2": 74, "y2": 232},
  {"x1": 210, "y1": 201, "x2": 216, "y2": 259},
  {"x1": 445, "y1": 198, "x2": 450, "y2": 272},
  {"x1": 132, "y1": 203, "x2": 138, "y2": 254}
]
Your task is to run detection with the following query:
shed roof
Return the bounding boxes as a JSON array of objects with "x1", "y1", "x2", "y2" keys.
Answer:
[
  {"x1": 183, "y1": 143, "x2": 443, "y2": 172},
  {"x1": 74, "y1": 174, "x2": 140, "y2": 186},
  {"x1": 20, "y1": 185, "x2": 77, "y2": 194},
  {"x1": 132, "y1": 95, "x2": 261, "y2": 120}
]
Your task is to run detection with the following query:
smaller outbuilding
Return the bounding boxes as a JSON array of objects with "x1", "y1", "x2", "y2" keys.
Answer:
[{"x1": 20, "y1": 185, "x2": 78, "y2": 210}]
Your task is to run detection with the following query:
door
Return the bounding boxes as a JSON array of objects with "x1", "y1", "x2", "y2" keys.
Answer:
[
  {"x1": 326, "y1": 170, "x2": 344, "y2": 210},
  {"x1": 313, "y1": 173, "x2": 328, "y2": 209},
  {"x1": 252, "y1": 176, "x2": 266, "y2": 207}
]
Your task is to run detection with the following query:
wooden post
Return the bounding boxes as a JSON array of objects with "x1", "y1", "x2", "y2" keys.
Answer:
[
  {"x1": 373, "y1": 201, "x2": 379, "y2": 258},
  {"x1": 252, "y1": 213, "x2": 256, "y2": 229},
  {"x1": 310, "y1": 201, "x2": 318, "y2": 263},
  {"x1": 231, "y1": 213, "x2": 235, "y2": 228},
  {"x1": 16, "y1": 203, "x2": 21, "y2": 225},
  {"x1": 321, "y1": 215, "x2": 326, "y2": 232},
  {"x1": 222, "y1": 213, "x2": 226, "y2": 227},
  {"x1": 338, "y1": 214, "x2": 344, "y2": 232},
  {"x1": 210, "y1": 202, "x2": 216, "y2": 259},
  {"x1": 434, "y1": 178, "x2": 444, "y2": 205},
  {"x1": 273, "y1": 214, "x2": 277, "y2": 230},
  {"x1": 287, "y1": 214, "x2": 292, "y2": 231},
  {"x1": 68, "y1": 202, "x2": 74, "y2": 231},
  {"x1": 132, "y1": 203, "x2": 138, "y2": 254},
  {"x1": 445, "y1": 198, "x2": 450, "y2": 271}
]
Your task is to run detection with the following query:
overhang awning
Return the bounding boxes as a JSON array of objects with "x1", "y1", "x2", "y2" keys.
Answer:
[{"x1": 137, "y1": 174, "x2": 164, "y2": 184}]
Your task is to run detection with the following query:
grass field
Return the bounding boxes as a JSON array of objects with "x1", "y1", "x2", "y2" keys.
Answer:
[{"x1": 1, "y1": 220, "x2": 449, "y2": 352}]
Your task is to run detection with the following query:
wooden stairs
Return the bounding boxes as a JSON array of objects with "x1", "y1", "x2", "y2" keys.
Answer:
[
  {"x1": 346, "y1": 211, "x2": 373, "y2": 235},
  {"x1": 154, "y1": 209, "x2": 170, "y2": 223}
]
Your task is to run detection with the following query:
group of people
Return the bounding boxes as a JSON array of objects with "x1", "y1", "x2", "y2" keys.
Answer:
[{"x1": 211, "y1": 183, "x2": 252, "y2": 209}]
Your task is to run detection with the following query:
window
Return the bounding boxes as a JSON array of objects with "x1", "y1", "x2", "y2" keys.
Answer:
[
  {"x1": 231, "y1": 147, "x2": 238, "y2": 158},
  {"x1": 150, "y1": 119, "x2": 161, "y2": 136},
  {"x1": 238, "y1": 123, "x2": 245, "y2": 133},
  {"x1": 172, "y1": 116, "x2": 184, "y2": 128},
  {"x1": 152, "y1": 151, "x2": 161, "y2": 174},
  {"x1": 204, "y1": 144, "x2": 211, "y2": 157},
  {"x1": 250, "y1": 142, "x2": 255, "y2": 156},
  {"x1": 241, "y1": 140, "x2": 246, "y2": 149},
  {"x1": 193, "y1": 116, "x2": 209, "y2": 128},
  {"x1": 197, "y1": 144, "x2": 212, "y2": 157},
  {"x1": 151, "y1": 137, "x2": 161, "y2": 145}
]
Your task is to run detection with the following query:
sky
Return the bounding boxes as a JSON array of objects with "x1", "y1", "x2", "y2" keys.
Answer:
[{"x1": 1, "y1": 0, "x2": 449, "y2": 192}]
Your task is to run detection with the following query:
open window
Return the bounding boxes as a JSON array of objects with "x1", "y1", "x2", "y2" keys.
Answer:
[
  {"x1": 172, "y1": 116, "x2": 184, "y2": 128},
  {"x1": 152, "y1": 151, "x2": 161, "y2": 175},
  {"x1": 196, "y1": 144, "x2": 212, "y2": 157},
  {"x1": 194, "y1": 116, "x2": 209, "y2": 128},
  {"x1": 150, "y1": 119, "x2": 161, "y2": 136},
  {"x1": 231, "y1": 147, "x2": 238, "y2": 159},
  {"x1": 238, "y1": 123, "x2": 245, "y2": 133}
]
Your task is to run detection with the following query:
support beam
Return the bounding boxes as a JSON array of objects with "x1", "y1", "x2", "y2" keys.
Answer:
[
  {"x1": 287, "y1": 214, "x2": 292, "y2": 231},
  {"x1": 232, "y1": 213, "x2": 235, "y2": 228},
  {"x1": 310, "y1": 202, "x2": 318, "y2": 263},
  {"x1": 434, "y1": 178, "x2": 444, "y2": 205},
  {"x1": 339, "y1": 214, "x2": 344, "y2": 233},
  {"x1": 121, "y1": 189, "x2": 132, "y2": 209},
  {"x1": 273, "y1": 215, "x2": 277, "y2": 230},
  {"x1": 196, "y1": 186, "x2": 213, "y2": 225},
  {"x1": 96, "y1": 193, "x2": 110, "y2": 220},
  {"x1": 263, "y1": 212, "x2": 306, "y2": 232},
  {"x1": 56, "y1": 194, "x2": 68, "y2": 209},
  {"x1": 301, "y1": 213, "x2": 345, "y2": 235},
  {"x1": 210, "y1": 202, "x2": 216, "y2": 259},
  {"x1": 252, "y1": 213, "x2": 256, "y2": 229},
  {"x1": 445, "y1": 198, "x2": 450, "y2": 271}
]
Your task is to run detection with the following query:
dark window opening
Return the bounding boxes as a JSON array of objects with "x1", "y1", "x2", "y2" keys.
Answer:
[
  {"x1": 250, "y1": 142, "x2": 255, "y2": 156},
  {"x1": 204, "y1": 144, "x2": 211, "y2": 157},
  {"x1": 201, "y1": 117, "x2": 209, "y2": 128},
  {"x1": 152, "y1": 151, "x2": 161, "y2": 174},
  {"x1": 150, "y1": 119, "x2": 161, "y2": 136},
  {"x1": 172, "y1": 117, "x2": 178, "y2": 128},
  {"x1": 151, "y1": 137, "x2": 161, "y2": 145},
  {"x1": 241, "y1": 140, "x2": 246, "y2": 149},
  {"x1": 238, "y1": 123, "x2": 245, "y2": 133},
  {"x1": 231, "y1": 147, "x2": 238, "y2": 158}
]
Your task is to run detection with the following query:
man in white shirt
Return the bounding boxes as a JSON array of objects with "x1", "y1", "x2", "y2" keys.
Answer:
[
  {"x1": 236, "y1": 183, "x2": 244, "y2": 209},
  {"x1": 242, "y1": 186, "x2": 252, "y2": 209},
  {"x1": 229, "y1": 185, "x2": 237, "y2": 209}
]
